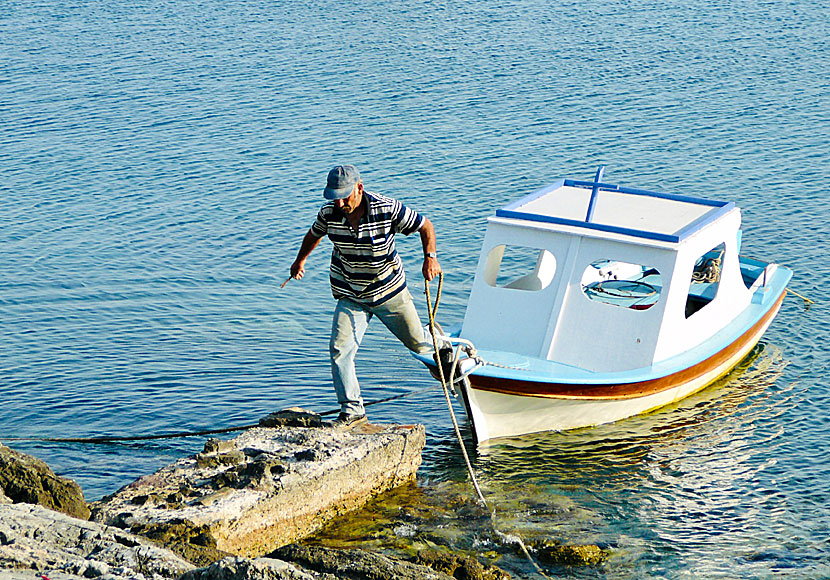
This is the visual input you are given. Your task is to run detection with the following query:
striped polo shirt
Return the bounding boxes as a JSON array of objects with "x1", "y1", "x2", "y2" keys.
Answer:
[{"x1": 310, "y1": 191, "x2": 424, "y2": 306}]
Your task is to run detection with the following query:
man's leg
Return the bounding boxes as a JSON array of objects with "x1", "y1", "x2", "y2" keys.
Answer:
[
  {"x1": 372, "y1": 288, "x2": 432, "y2": 355},
  {"x1": 330, "y1": 298, "x2": 371, "y2": 416}
]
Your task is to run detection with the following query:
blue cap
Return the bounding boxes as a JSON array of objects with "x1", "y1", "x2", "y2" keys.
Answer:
[{"x1": 323, "y1": 165, "x2": 360, "y2": 200}]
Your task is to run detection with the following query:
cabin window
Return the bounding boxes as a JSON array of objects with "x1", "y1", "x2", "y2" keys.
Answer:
[
  {"x1": 484, "y1": 245, "x2": 556, "y2": 291},
  {"x1": 685, "y1": 243, "x2": 725, "y2": 318},
  {"x1": 580, "y1": 260, "x2": 662, "y2": 310}
]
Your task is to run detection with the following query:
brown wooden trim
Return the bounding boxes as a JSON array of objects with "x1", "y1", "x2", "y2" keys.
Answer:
[{"x1": 468, "y1": 290, "x2": 787, "y2": 400}]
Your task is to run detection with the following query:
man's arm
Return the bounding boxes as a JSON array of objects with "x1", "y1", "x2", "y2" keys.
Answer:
[
  {"x1": 418, "y1": 218, "x2": 442, "y2": 281},
  {"x1": 290, "y1": 229, "x2": 323, "y2": 280}
]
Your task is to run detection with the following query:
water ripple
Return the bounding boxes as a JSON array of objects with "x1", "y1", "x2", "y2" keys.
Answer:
[{"x1": 2, "y1": 0, "x2": 828, "y2": 576}]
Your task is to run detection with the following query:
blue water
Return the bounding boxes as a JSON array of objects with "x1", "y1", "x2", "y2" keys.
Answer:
[{"x1": 1, "y1": 0, "x2": 828, "y2": 577}]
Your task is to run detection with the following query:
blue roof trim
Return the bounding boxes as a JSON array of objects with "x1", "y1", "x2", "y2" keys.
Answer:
[
  {"x1": 500, "y1": 179, "x2": 565, "y2": 212},
  {"x1": 495, "y1": 177, "x2": 734, "y2": 243},
  {"x1": 563, "y1": 179, "x2": 727, "y2": 207},
  {"x1": 584, "y1": 166, "x2": 605, "y2": 222},
  {"x1": 496, "y1": 209, "x2": 683, "y2": 242}
]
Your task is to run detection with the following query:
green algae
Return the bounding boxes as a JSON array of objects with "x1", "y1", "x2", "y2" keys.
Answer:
[
  {"x1": 128, "y1": 519, "x2": 231, "y2": 567},
  {"x1": 0, "y1": 443, "x2": 90, "y2": 520},
  {"x1": 305, "y1": 478, "x2": 611, "y2": 576}
]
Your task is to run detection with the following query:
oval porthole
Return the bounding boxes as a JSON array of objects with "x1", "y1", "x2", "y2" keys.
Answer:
[
  {"x1": 484, "y1": 245, "x2": 556, "y2": 291},
  {"x1": 581, "y1": 259, "x2": 662, "y2": 310}
]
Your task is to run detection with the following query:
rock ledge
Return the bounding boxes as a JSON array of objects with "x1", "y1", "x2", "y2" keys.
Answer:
[{"x1": 93, "y1": 415, "x2": 425, "y2": 558}]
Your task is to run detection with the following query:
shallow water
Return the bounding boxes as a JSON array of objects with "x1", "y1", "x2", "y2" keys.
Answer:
[{"x1": 1, "y1": 0, "x2": 828, "y2": 577}]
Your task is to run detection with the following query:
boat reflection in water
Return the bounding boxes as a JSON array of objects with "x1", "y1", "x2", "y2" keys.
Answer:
[
  {"x1": 315, "y1": 345, "x2": 791, "y2": 577},
  {"x1": 457, "y1": 344, "x2": 793, "y2": 571}
]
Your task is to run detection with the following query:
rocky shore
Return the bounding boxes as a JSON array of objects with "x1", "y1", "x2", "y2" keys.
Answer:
[
  {"x1": 0, "y1": 410, "x2": 610, "y2": 580},
  {"x1": 91, "y1": 410, "x2": 425, "y2": 560}
]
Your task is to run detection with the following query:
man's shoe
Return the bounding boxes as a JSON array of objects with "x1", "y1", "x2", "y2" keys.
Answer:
[{"x1": 331, "y1": 413, "x2": 367, "y2": 428}]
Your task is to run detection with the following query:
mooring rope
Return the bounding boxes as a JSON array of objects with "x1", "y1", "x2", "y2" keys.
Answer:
[
  {"x1": 786, "y1": 287, "x2": 815, "y2": 308},
  {"x1": 0, "y1": 385, "x2": 439, "y2": 445},
  {"x1": 425, "y1": 274, "x2": 552, "y2": 580},
  {"x1": 425, "y1": 273, "x2": 487, "y2": 504}
]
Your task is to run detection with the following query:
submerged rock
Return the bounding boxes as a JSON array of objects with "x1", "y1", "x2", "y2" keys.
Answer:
[
  {"x1": 0, "y1": 443, "x2": 90, "y2": 520},
  {"x1": 532, "y1": 539, "x2": 609, "y2": 566},
  {"x1": 92, "y1": 414, "x2": 425, "y2": 558},
  {"x1": 0, "y1": 503, "x2": 193, "y2": 580},
  {"x1": 412, "y1": 549, "x2": 511, "y2": 580}
]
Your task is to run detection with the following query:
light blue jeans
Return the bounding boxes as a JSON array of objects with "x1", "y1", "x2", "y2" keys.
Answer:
[{"x1": 330, "y1": 288, "x2": 432, "y2": 416}]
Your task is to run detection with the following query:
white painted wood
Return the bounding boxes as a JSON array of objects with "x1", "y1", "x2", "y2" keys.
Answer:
[
  {"x1": 653, "y1": 209, "x2": 751, "y2": 362},
  {"x1": 515, "y1": 185, "x2": 715, "y2": 237},
  {"x1": 461, "y1": 222, "x2": 572, "y2": 357},
  {"x1": 464, "y1": 298, "x2": 782, "y2": 442},
  {"x1": 462, "y1": 195, "x2": 749, "y2": 372}
]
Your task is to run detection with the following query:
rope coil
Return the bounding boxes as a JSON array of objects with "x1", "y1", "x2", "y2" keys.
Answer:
[{"x1": 692, "y1": 256, "x2": 721, "y2": 283}]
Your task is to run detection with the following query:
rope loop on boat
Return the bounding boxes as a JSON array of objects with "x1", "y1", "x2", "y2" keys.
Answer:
[{"x1": 425, "y1": 274, "x2": 552, "y2": 579}]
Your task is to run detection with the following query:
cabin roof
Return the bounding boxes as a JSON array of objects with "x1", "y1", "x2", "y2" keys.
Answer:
[{"x1": 496, "y1": 177, "x2": 735, "y2": 243}]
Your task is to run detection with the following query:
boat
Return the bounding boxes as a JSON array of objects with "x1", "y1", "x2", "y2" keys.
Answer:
[{"x1": 414, "y1": 167, "x2": 792, "y2": 444}]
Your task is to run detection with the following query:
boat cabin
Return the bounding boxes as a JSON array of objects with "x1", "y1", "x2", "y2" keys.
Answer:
[{"x1": 460, "y1": 170, "x2": 772, "y2": 373}]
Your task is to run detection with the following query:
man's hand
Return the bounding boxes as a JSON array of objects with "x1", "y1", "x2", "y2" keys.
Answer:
[
  {"x1": 290, "y1": 259, "x2": 306, "y2": 280},
  {"x1": 418, "y1": 219, "x2": 440, "y2": 281},
  {"x1": 289, "y1": 230, "x2": 323, "y2": 284},
  {"x1": 422, "y1": 256, "x2": 441, "y2": 281}
]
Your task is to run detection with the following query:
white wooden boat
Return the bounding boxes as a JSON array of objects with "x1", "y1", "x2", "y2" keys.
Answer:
[{"x1": 415, "y1": 167, "x2": 792, "y2": 444}]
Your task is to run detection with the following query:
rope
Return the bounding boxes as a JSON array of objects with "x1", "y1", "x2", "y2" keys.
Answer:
[
  {"x1": 473, "y1": 359, "x2": 530, "y2": 372},
  {"x1": 425, "y1": 274, "x2": 552, "y2": 580},
  {"x1": 425, "y1": 274, "x2": 487, "y2": 503},
  {"x1": 0, "y1": 385, "x2": 439, "y2": 445},
  {"x1": 786, "y1": 288, "x2": 815, "y2": 307},
  {"x1": 692, "y1": 256, "x2": 721, "y2": 283}
]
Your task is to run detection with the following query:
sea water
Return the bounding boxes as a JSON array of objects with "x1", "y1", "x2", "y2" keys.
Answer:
[{"x1": 1, "y1": 0, "x2": 828, "y2": 577}]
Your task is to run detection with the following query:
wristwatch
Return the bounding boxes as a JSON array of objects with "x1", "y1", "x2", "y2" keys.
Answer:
[{"x1": 425, "y1": 252, "x2": 437, "y2": 259}]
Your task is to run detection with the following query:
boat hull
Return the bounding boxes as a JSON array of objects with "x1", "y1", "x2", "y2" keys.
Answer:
[{"x1": 461, "y1": 289, "x2": 787, "y2": 443}]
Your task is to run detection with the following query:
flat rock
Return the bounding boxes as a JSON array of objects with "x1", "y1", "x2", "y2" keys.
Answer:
[
  {"x1": 92, "y1": 418, "x2": 425, "y2": 558},
  {"x1": 0, "y1": 444, "x2": 90, "y2": 520},
  {"x1": 181, "y1": 546, "x2": 478, "y2": 580},
  {"x1": 0, "y1": 503, "x2": 194, "y2": 580}
]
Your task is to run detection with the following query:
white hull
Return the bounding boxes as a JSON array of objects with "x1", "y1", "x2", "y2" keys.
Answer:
[{"x1": 462, "y1": 298, "x2": 781, "y2": 443}]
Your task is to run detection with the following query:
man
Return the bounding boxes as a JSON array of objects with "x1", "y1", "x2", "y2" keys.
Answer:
[{"x1": 289, "y1": 165, "x2": 441, "y2": 426}]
